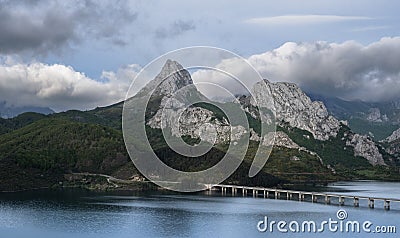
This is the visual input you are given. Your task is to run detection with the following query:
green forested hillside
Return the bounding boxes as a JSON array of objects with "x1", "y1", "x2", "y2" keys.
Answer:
[
  {"x1": 0, "y1": 112, "x2": 47, "y2": 135},
  {"x1": 0, "y1": 110, "x2": 339, "y2": 191},
  {"x1": 53, "y1": 101, "x2": 123, "y2": 130},
  {"x1": 0, "y1": 117, "x2": 133, "y2": 191},
  {"x1": 0, "y1": 100, "x2": 399, "y2": 192},
  {"x1": 0, "y1": 101, "x2": 123, "y2": 136},
  {"x1": 0, "y1": 118, "x2": 128, "y2": 172}
]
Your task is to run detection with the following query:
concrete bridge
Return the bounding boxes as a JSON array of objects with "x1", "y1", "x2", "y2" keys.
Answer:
[{"x1": 206, "y1": 184, "x2": 400, "y2": 210}]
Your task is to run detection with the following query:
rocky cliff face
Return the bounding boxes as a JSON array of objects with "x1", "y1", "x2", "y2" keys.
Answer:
[
  {"x1": 262, "y1": 131, "x2": 300, "y2": 149},
  {"x1": 383, "y1": 128, "x2": 400, "y2": 157},
  {"x1": 383, "y1": 128, "x2": 400, "y2": 143},
  {"x1": 345, "y1": 133, "x2": 385, "y2": 166},
  {"x1": 386, "y1": 143, "x2": 400, "y2": 157},
  {"x1": 367, "y1": 108, "x2": 388, "y2": 123},
  {"x1": 148, "y1": 106, "x2": 248, "y2": 144},
  {"x1": 245, "y1": 80, "x2": 387, "y2": 166},
  {"x1": 248, "y1": 80, "x2": 341, "y2": 141}
]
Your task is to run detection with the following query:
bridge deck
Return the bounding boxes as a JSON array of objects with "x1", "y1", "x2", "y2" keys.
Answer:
[{"x1": 209, "y1": 184, "x2": 400, "y2": 209}]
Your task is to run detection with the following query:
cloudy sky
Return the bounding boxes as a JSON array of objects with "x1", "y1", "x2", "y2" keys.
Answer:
[{"x1": 0, "y1": 0, "x2": 400, "y2": 111}]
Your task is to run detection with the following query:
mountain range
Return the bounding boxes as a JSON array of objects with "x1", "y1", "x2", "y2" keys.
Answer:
[
  {"x1": 309, "y1": 94, "x2": 400, "y2": 141},
  {"x1": 0, "y1": 101, "x2": 54, "y2": 119},
  {"x1": 0, "y1": 60, "x2": 399, "y2": 192}
]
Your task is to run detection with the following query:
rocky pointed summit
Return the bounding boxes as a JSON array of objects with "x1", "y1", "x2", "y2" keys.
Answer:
[
  {"x1": 138, "y1": 59, "x2": 194, "y2": 98},
  {"x1": 145, "y1": 60, "x2": 238, "y2": 143},
  {"x1": 153, "y1": 59, "x2": 194, "y2": 97}
]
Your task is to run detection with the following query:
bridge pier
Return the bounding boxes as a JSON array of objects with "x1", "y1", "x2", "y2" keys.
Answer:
[
  {"x1": 384, "y1": 200, "x2": 390, "y2": 210},
  {"x1": 368, "y1": 198, "x2": 375, "y2": 209},
  {"x1": 263, "y1": 189, "x2": 266, "y2": 198},
  {"x1": 354, "y1": 197, "x2": 359, "y2": 207},
  {"x1": 312, "y1": 194, "x2": 318, "y2": 203},
  {"x1": 325, "y1": 195, "x2": 331, "y2": 204},
  {"x1": 299, "y1": 193, "x2": 304, "y2": 201},
  {"x1": 339, "y1": 196, "x2": 345, "y2": 206}
]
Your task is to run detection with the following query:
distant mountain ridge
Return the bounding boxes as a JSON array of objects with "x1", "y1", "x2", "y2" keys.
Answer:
[
  {"x1": 308, "y1": 94, "x2": 400, "y2": 141},
  {"x1": 0, "y1": 101, "x2": 54, "y2": 119}
]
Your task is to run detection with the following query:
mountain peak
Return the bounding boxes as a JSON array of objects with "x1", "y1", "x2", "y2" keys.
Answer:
[
  {"x1": 135, "y1": 59, "x2": 194, "y2": 98},
  {"x1": 157, "y1": 59, "x2": 186, "y2": 81},
  {"x1": 152, "y1": 59, "x2": 193, "y2": 96},
  {"x1": 162, "y1": 59, "x2": 183, "y2": 70}
]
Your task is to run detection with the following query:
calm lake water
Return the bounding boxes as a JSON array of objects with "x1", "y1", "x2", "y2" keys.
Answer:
[{"x1": 0, "y1": 181, "x2": 399, "y2": 238}]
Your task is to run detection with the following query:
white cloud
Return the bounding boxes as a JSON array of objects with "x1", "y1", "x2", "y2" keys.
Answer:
[
  {"x1": 244, "y1": 15, "x2": 371, "y2": 25},
  {"x1": 192, "y1": 57, "x2": 261, "y2": 99},
  {"x1": 247, "y1": 37, "x2": 399, "y2": 101},
  {"x1": 0, "y1": 61, "x2": 141, "y2": 111},
  {"x1": 193, "y1": 37, "x2": 400, "y2": 102},
  {"x1": 250, "y1": 37, "x2": 400, "y2": 101}
]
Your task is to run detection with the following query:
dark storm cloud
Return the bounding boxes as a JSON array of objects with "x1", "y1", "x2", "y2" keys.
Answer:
[
  {"x1": 0, "y1": 0, "x2": 137, "y2": 54},
  {"x1": 0, "y1": 6, "x2": 75, "y2": 54},
  {"x1": 71, "y1": 0, "x2": 138, "y2": 40},
  {"x1": 155, "y1": 20, "x2": 196, "y2": 39}
]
